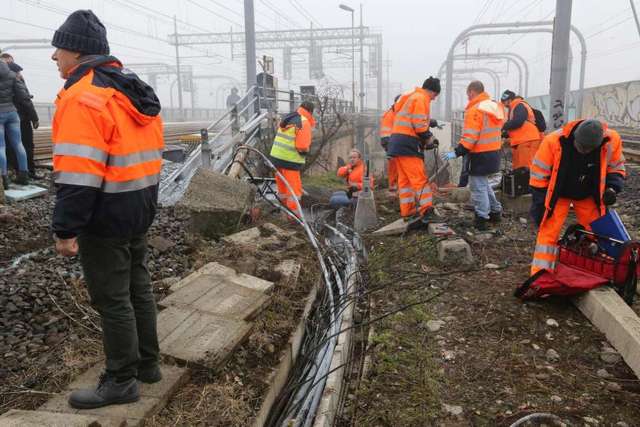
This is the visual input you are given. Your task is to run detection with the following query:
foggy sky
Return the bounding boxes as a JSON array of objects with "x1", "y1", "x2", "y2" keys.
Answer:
[{"x1": 1, "y1": 0, "x2": 639, "y2": 110}]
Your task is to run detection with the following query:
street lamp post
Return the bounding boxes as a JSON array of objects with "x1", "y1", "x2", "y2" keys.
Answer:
[{"x1": 339, "y1": 4, "x2": 355, "y2": 112}]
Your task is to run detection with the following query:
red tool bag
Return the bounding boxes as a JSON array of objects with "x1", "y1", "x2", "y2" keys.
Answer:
[{"x1": 515, "y1": 225, "x2": 640, "y2": 305}]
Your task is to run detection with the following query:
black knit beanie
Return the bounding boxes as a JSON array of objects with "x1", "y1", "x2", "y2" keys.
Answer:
[
  {"x1": 422, "y1": 76, "x2": 441, "y2": 94},
  {"x1": 52, "y1": 10, "x2": 109, "y2": 55},
  {"x1": 501, "y1": 90, "x2": 516, "y2": 102}
]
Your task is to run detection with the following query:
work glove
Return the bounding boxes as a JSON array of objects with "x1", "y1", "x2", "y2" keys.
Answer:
[
  {"x1": 32, "y1": 120, "x2": 39, "y2": 130},
  {"x1": 424, "y1": 138, "x2": 439, "y2": 150},
  {"x1": 429, "y1": 119, "x2": 439, "y2": 128},
  {"x1": 441, "y1": 151, "x2": 456, "y2": 161},
  {"x1": 603, "y1": 187, "x2": 617, "y2": 206}
]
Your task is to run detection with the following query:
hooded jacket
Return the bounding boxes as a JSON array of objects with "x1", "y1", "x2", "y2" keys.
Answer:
[
  {"x1": 269, "y1": 107, "x2": 315, "y2": 170},
  {"x1": 0, "y1": 61, "x2": 32, "y2": 114},
  {"x1": 52, "y1": 55, "x2": 164, "y2": 239},
  {"x1": 454, "y1": 92, "x2": 504, "y2": 176}
]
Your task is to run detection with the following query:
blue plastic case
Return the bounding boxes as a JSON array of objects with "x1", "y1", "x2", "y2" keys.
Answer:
[{"x1": 590, "y1": 209, "x2": 631, "y2": 258}]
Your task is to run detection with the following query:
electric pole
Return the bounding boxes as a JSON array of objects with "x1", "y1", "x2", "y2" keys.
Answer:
[
  {"x1": 244, "y1": 0, "x2": 257, "y2": 115},
  {"x1": 173, "y1": 16, "x2": 184, "y2": 121},
  {"x1": 549, "y1": 0, "x2": 573, "y2": 129},
  {"x1": 359, "y1": 4, "x2": 365, "y2": 113}
]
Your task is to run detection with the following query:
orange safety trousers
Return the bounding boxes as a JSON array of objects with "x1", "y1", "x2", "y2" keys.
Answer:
[
  {"x1": 512, "y1": 139, "x2": 541, "y2": 169},
  {"x1": 275, "y1": 168, "x2": 303, "y2": 218},
  {"x1": 395, "y1": 156, "x2": 432, "y2": 218},
  {"x1": 387, "y1": 157, "x2": 398, "y2": 191},
  {"x1": 531, "y1": 197, "x2": 601, "y2": 275}
]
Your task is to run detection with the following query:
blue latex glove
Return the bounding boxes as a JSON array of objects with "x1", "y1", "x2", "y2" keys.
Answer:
[{"x1": 441, "y1": 151, "x2": 456, "y2": 161}]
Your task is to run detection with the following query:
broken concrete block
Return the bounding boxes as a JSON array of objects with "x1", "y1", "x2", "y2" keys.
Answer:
[
  {"x1": 500, "y1": 192, "x2": 532, "y2": 216},
  {"x1": 428, "y1": 223, "x2": 455, "y2": 237},
  {"x1": 437, "y1": 238, "x2": 473, "y2": 264},
  {"x1": 4, "y1": 184, "x2": 47, "y2": 202},
  {"x1": 373, "y1": 218, "x2": 406, "y2": 236},
  {"x1": 177, "y1": 169, "x2": 255, "y2": 238}
]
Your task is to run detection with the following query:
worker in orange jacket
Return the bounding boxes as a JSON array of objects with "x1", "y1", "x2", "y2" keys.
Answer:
[
  {"x1": 500, "y1": 90, "x2": 543, "y2": 169},
  {"x1": 441, "y1": 81, "x2": 505, "y2": 230},
  {"x1": 387, "y1": 76, "x2": 441, "y2": 227},
  {"x1": 269, "y1": 101, "x2": 315, "y2": 218},
  {"x1": 337, "y1": 148, "x2": 374, "y2": 198},
  {"x1": 529, "y1": 119, "x2": 625, "y2": 275},
  {"x1": 380, "y1": 95, "x2": 400, "y2": 193},
  {"x1": 50, "y1": 10, "x2": 165, "y2": 409}
]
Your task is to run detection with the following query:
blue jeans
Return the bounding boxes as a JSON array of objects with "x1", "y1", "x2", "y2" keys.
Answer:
[
  {"x1": 0, "y1": 111, "x2": 27, "y2": 174},
  {"x1": 469, "y1": 174, "x2": 502, "y2": 219}
]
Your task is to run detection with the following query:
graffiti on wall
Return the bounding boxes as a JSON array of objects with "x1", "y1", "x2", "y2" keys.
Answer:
[
  {"x1": 528, "y1": 80, "x2": 640, "y2": 130},
  {"x1": 582, "y1": 81, "x2": 640, "y2": 129}
]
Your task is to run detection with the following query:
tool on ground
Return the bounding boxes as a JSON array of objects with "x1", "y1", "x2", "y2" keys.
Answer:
[{"x1": 515, "y1": 210, "x2": 638, "y2": 305}]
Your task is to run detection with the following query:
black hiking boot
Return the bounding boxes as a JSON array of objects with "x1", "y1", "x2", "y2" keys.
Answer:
[
  {"x1": 137, "y1": 364, "x2": 162, "y2": 384},
  {"x1": 474, "y1": 214, "x2": 489, "y2": 231},
  {"x1": 68, "y1": 373, "x2": 139, "y2": 409},
  {"x1": 489, "y1": 211, "x2": 502, "y2": 223},
  {"x1": 15, "y1": 171, "x2": 29, "y2": 186},
  {"x1": 406, "y1": 208, "x2": 435, "y2": 232},
  {"x1": 1, "y1": 175, "x2": 9, "y2": 190}
]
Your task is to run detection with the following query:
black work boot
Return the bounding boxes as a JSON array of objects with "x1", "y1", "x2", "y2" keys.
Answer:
[
  {"x1": 406, "y1": 208, "x2": 435, "y2": 232},
  {"x1": 1, "y1": 175, "x2": 9, "y2": 190},
  {"x1": 137, "y1": 364, "x2": 162, "y2": 384},
  {"x1": 474, "y1": 214, "x2": 489, "y2": 231},
  {"x1": 489, "y1": 211, "x2": 502, "y2": 223},
  {"x1": 68, "y1": 373, "x2": 139, "y2": 409},
  {"x1": 15, "y1": 171, "x2": 29, "y2": 186}
]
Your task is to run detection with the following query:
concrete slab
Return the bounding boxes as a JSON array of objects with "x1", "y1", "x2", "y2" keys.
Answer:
[
  {"x1": 373, "y1": 218, "x2": 407, "y2": 236},
  {"x1": 428, "y1": 223, "x2": 456, "y2": 237},
  {"x1": 177, "y1": 169, "x2": 255, "y2": 238},
  {"x1": 573, "y1": 287, "x2": 640, "y2": 378},
  {"x1": 275, "y1": 259, "x2": 301, "y2": 286},
  {"x1": 160, "y1": 276, "x2": 269, "y2": 321},
  {"x1": 38, "y1": 395, "x2": 75, "y2": 414},
  {"x1": 0, "y1": 410, "x2": 125, "y2": 427},
  {"x1": 170, "y1": 262, "x2": 274, "y2": 294},
  {"x1": 500, "y1": 193, "x2": 532, "y2": 216},
  {"x1": 437, "y1": 238, "x2": 474, "y2": 264},
  {"x1": 4, "y1": 184, "x2": 47, "y2": 202},
  {"x1": 354, "y1": 186, "x2": 378, "y2": 233},
  {"x1": 157, "y1": 305, "x2": 253, "y2": 369},
  {"x1": 74, "y1": 397, "x2": 160, "y2": 425}
]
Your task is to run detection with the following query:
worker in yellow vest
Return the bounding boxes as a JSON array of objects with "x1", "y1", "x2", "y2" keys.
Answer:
[{"x1": 269, "y1": 101, "x2": 315, "y2": 218}]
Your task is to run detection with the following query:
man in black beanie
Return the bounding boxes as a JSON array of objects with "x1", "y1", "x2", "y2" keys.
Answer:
[{"x1": 50, "y1": 10, "x2": 164, "y2": 409}]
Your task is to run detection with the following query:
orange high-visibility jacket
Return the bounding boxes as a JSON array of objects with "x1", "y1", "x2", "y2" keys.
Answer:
[
  {"x1": 505, "y1": 98, "x2": 540, "y2": 146},
  {"x1": 52, "y1": 56, "x2": 164, "y2": 239},
  {"x1": 337, "y1": 159, "x2": 374, "y2": 191},
  {"x1": 379, "y1": 107, "x2": 395, "y2": 148},
  {"x1": 387, "y1": 88, "x2": 432, "y2": 158},
  {"x1": 529, "y1": 120, "x2": 626, "y2": 220},
  {"x1": 454, "y1": 92, "x2": 504, "y2": 176}
]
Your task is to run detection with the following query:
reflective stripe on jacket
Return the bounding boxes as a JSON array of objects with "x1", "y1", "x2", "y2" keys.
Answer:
[
  {"x1": 388, "y1": 88, "x2": 432, "y2": 158},
  {"x1": 52, "y1": 55, "x2": 164, "y2": 239},
  {"x1": 507, "y1": 98, "x2": 540, "y2": 146},
  {"x1": 454, "y1": 92, "x2": 504, "y2": 176},
  {"x1": 269, "y1": 107, "x2": 315, "y2": 170},
  {"x1": 529, "y1": 119, "x2": 626, "y2": 221}
]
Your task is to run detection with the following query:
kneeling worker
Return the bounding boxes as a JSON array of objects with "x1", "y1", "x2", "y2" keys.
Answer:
[
  {"x1": 387, "y1": 76, "x2": 441, "y2": 226},
  {"x1": 442, "y1": 81, "x2": 505, "y2": 230},
  {"x1": 337, "y1": 148, "x2": 374, "y2": 198},
  {"x1": 269, "y1": 101, "x2": 315, "y2": 218},
  {"x1": 529, "y1": 119, "x2": 625, "y2": 275}
]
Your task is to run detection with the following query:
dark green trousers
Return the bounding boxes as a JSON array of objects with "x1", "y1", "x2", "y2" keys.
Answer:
[{"x1": 78, "y1": 233, "x2": 159, "y2": 380}]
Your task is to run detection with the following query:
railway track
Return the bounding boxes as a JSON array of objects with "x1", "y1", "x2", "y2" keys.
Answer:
[{"x1": 32, "y1": 121, "x2": 212, "y2": 162}]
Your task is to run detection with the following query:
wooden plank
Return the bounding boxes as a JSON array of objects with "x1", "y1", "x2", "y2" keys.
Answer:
[
  {"x1": 158, "y1": 306, "x2": 253, "y2": 369},
  {"x1": 573, "y1": 287, "x2": 640, "y2": 378},
  {"x1": 160, "y1": 277, "x2": 269, "y2": 321},
  {"x1": 0, "y1": 410, "x2": 126, "y2": 427}
]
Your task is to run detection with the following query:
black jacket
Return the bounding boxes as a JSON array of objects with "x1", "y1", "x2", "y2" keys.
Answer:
[
  {"x1": 0, "y1": 61, "x2": 32, "y2": 113},
  {"x1": 52, "y1": 55, "x2": 162, "y2": 239}
]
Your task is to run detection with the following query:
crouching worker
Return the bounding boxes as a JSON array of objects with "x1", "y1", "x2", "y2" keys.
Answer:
[
  {"x1": 269, "y1": 101, "x2": 315, "y2": 218},
  {"x1": 441, "y1": 81, "x2": 505, "y2": 230},
  {"x1": 529, "y1": 119, "x2": 625, "y2": 275},
  {"x1": 50, "y1": 10, "x2": 165, "y2": 408},
  {"x1": 337, "y1": 148, "x2": 374, "y2": 199}
]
